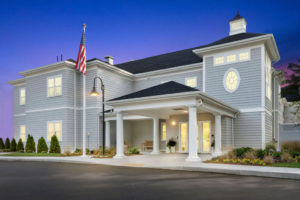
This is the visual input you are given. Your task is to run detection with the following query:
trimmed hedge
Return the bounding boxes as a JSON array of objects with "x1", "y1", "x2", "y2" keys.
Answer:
[
  {"x1": 0, "y1": 138, "x2": 4, "y2": 150},
  {"x1": 4, "y1": 138, "x2": 10, "y2": 149},
  {"x1": 49, "y1": 135, "x2": 61, "y2": 153},
  {"x1": 16, "y1": 139, "x2": 24, "y2": 152},
  {"x1": 37, "y1": 137, "x2": 48, "y2": 153},
  {"x1": 25, "y1": 135, "x2": 36, "y2": 153},
  {"x1": 10, "y1": 138, "x2": 17, "y2": 152}
]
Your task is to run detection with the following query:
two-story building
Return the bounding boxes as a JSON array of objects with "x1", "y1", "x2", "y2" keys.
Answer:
[{"x1": 9, "y1": 12, "x2": 284, "y2": 161}]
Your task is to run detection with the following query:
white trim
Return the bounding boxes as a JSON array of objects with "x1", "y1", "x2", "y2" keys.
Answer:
[
  {"x1": 203, "y1": 56, "x2": 206, "y2": 92},
  {"x1": 185, "y1": 76, "x2": 197, "y2": 88},
  {"x1": 19, "y1": 87, "x2": 26, "y2": 105},
  {"x1": 261, "y1": 112, "x2": 266, "y2": 149},
  {"x1": 14, "y1": 113, "x2": 26, "y2": 117},
  {"x1": 105, "y1": 115, "x2": 151, "y2": 121},
  {"x1": 47, "y1": 74, "x2": 62, "y2": 98},
  {"x1": 239, "y1": 107, "x2": 265, "y2": 113},
  {"x1": 223, "y1": 68, "x2": 240, "y2": 93},
  {"x1": 25, "y1": 106, "x2": 102, "y2": 113},
  {"x1": 47, "y1": 120, "x2": 63, "y2": 142},
  {"x1": 213, "y1": 48, "x2": 250, "y2": 66}
]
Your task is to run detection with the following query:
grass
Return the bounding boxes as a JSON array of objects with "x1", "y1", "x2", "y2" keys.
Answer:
[
  {"x1": 2, "y1": 152, "x2": 61, "y2": 157},
  {"x1": 270, "y1": 162, "x2": 300, "y2": 168}
]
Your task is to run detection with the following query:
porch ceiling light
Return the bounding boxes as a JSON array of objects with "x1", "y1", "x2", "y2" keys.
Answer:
[{"x1": 171, "y1": 121, "x2": 176, "y2": 126}]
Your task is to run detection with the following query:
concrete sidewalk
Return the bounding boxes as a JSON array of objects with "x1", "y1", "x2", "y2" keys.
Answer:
[{"x1": 1, "y1": 153, "x2": 300, "y2": 180}]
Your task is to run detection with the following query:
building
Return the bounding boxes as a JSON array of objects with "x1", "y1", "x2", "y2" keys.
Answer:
[{"x1": 8, "y1": 12, "x2": 284, "y2": 161}]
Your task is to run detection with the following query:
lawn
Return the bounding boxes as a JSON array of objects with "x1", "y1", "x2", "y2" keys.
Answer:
[
  {"x1": 270, "y1": 162, "x2": 300, "y2": 168},
  {"x1": 2, "y1": 153, "x2": 61, "y2": 157}
]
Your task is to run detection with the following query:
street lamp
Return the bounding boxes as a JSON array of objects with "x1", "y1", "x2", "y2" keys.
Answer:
[{"x1": 90, "y1": 76, "x2": 105, "y2": 156}]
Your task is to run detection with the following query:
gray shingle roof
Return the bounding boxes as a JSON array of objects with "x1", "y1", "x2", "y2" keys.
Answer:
[{"x1": 109, "y1": 81, "x2": 199, "y2": 101}]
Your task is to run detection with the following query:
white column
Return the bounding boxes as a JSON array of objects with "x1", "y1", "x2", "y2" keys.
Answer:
[
  {"x1": 186, "y1": 106, "x2": 200, "y2": 162},
  {"x1": 151, "y1": 118, "x2": 159, "y2": 154},
  {"x1": 214, "y1": 114, "x2": 222, "y2": 156},
  {"x1": 105, "y1": 121, "x2": 111, "y2": 148},
  {"x1": 114, "y1": 112, "x2": 124, "y2": 158}
]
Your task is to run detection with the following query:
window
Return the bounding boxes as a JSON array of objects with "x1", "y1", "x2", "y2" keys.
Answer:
[
  {"x1": 239, "y1": 52, "x2": 249, "y2": 61},
  {"x1": 48, "y1": 76, "x2": 62, "y2": 97},
  {"x1": 265, "y1": 55, "x2": 272, "y2": 100},
  {"x1": 185, "y1": 77, "x2": 197, "y2": 88},
  {"x1": 227, "y1": 54, "x2": 236, "y2": 63},
  {"x1": 48, "y1": 121, "x2": 62, "y2": 141},
  {"x1": 20, "y1": 125, "x2": 26, "y2": 141},
  {"x1": 161, "y1": 122, "x2": 167, "y2": 141},
  {"x1": 223, "y1": 68, "x2": 240, "y2": 93},
  {"x1": 214, "y1": 56, "x2": 224, "y2": 65},
  {"x1": 19, "y1": 88, "x2": 26, "y2": 105}
]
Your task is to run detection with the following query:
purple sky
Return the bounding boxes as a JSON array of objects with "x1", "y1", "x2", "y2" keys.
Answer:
[{"x1": 0, "y1": 0, "x2": 300, "y2": 139}]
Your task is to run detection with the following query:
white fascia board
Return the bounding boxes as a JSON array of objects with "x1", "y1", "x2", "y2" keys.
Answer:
[
  {"x1": 193, "y1": 34, "x2": 280, "y2": 61},
  {"x1": 89, "y1": 60, "x2": 134, "y2": 78},
  {"x1": 134, "y1": 62, "x2": 203, "y2": 80},
  {"x1": 105, "y1": 115, "x2": 151, "y2": 121},
  {"x1": 8, "y1": 78, "x2": 26, "y2": 86}
]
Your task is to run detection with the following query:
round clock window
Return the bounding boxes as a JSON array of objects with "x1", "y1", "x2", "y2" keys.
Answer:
[{"x1": 223, "y1": 68, "x2": 240, "y2": 93}]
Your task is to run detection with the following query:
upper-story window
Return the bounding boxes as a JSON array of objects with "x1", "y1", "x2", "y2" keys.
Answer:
[
  {"x1": 48, "y1": 76, "x2": 62, "y2": 97},
  {"x1": 19, "y1": 88, "x2": 26, "y2": 105},
  {"x1": 214, "y1": 49, "x2": 250, "y2": 66},
  {"x1": 265, "y1": 55, "x2": 272, "y2": 100},
  {"x1": 47, "y1": 121, "x2": 62, "y2": 141},
  {"x1": 185, "y1": 77, "x2": 197, "y2": 88},
  {"x1": 20, "y1": 125, "x2": 26, "y2": 141}
]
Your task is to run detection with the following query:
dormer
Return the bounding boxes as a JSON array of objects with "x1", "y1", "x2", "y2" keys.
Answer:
[{"x1": 229, "y1": 11, "x2": 247, "y2": 35}]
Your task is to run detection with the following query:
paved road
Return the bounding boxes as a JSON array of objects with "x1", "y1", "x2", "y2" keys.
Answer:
[{"x1": 0, "y1": 161, "x2": 299, "y2": 200}]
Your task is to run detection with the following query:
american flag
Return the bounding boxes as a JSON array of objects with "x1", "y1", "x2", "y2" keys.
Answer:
[{"x1": 75, "y1": 24, "x2": 86, "y2": 74}]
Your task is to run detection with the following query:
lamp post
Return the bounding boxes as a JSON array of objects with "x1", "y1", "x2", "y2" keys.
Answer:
[{"x1": 90, "y1": 76, "x2": 105, "y2": 156}]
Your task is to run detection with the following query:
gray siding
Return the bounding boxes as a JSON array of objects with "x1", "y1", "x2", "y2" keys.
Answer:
[
  {"x1": 14, "y1": 116, "x2": 26, "y2": 140},
  {"x1": 265, "y1": 112, "x2": 273, "y2": 144},
  {"x1": 14, "y1": 85, "x2": 26, "y2": 115},
  {"x1": 221, "y1": 116, "x2": 233, "y2": 148}
]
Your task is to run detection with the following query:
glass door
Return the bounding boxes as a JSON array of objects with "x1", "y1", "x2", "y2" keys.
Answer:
[
  {"x1": 179, "y1": 122, "x2": 188, "y2": 152},
  {"x1": 197, "y1": 121, "x2": 211, "y2": 153}
]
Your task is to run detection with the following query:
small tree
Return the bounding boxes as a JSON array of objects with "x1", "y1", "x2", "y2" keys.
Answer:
[
  {"x1": 0, "y1": 138, "x2": 4, "y2": 150},
  {"x1": 25, "y1": 135, "x2": 36, "y2": 153},
  {"x1": 10, "y1": 138, "x2": 17, "y2": 152},
  {"x1": 37, "y1": 137, "x2": 48, "y2": 153},
  {"x1": 16, "y1": 139, "x2": 24, "y2": 153},
  {"x1": 4, "y1": 138, "x2": 10, "y2": 150},
  {"x1": 49, "y1": 135, "x2": 61, "y2": 153}
]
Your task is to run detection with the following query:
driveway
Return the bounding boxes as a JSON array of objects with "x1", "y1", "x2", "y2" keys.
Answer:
[{"x1": 0, "y1": 161, "x2": 299, "y2": 200}]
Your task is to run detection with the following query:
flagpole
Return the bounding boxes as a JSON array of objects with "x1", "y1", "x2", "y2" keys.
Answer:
[{"x1": 82, "y1": 24, "x2": 86, "y2": 157}]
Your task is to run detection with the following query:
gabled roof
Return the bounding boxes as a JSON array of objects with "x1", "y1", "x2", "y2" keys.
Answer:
[
  {"x1": 115, "y1": 33, "x2": 267, "y2": 74},
  {"x1": 109, "y1": 81, "x2": 198, "y2": 101}
]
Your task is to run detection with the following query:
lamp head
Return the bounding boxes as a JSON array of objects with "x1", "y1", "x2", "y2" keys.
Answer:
[{"x1": 90, "y1": 86, "x2": 99, "y2": 97}]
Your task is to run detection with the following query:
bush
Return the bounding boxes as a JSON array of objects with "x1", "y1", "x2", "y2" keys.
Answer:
[
  {"x1": 263, "y1": 155, "x2": 274, "y2": 165},
  {"x1": 0, "y1": 138, "x2": 4, "y2": 150},
  {"x1": 280, "y1": 152, "x2": 292, "y2": 163},
  {"x1": 244, "y1": 151, "x2": 256, "y2": 160},
  {"x1": 290, "y1": 151, "x2": 300, "y2": 158},
  {"x1": 272, "y1": 151, "x2": 282, "y2": 159},
  {"x1": 4, "y1": 138, "x2": 10, "y2": 150},
  {"x1": 127, "y1": 147, "x2": 140, "y2": 154},
  {"x1": 16, "y1": 139, "x2": 24, "y2": 152},
  {"x1": 10, "y1": 138, "x2": 17, "y2": 152},
  {"x1": 255, "y1": 149, "x2": 266, "y2": 159},
  {"x1": 49, "y1": 135, "x2": 61, "y2": 153},
  {"x1": 37, "y1": 137, "x2": 48, "y2": 153},
  {"x1": 233, "y1": 147, "x2": 253, "y2": 158},
  {"x1": 25, "y1": 135, "x2": 36, "y2": 153},
  {"x1": 265, "y1": 143, "x2": 276, "y2": 155},
  {"x1": 167, "y1": 138, "x2": 176, "y2": 148},
  {"x1": 281, "y1": 141, "x2": 300, "y2": 152},
  {"x1": 74, "y1": 148, "x2": 81, "y2": 153},
  {"x1": 227, "y1": 150, "x2": 237, "y2": 159}
]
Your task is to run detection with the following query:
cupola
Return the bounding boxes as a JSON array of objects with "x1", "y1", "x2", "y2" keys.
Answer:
[{"x1": 229, "y1": 11, "x2": 247, "y2": 35}]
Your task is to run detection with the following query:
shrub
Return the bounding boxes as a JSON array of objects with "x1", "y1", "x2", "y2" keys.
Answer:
[
  {"x1": 280, "y1": 152, "x2": 292, "y2": 163},
  {"x1": 4, "y1": 138, "x2": 10, "y2": 150},
  {"x1": 25, "y1": 135, "x2": 36, "y2": 153},
  {"x1": 263, "y1": 155, "x2": 274, "y2": 165},
  {"x1": 265, "y1": 143, "x2": 276, "y2": 155},
  {"x1": 37, "y1": 137, "x2": 48, "y2": 153},
  {"x1": 10, "y1": 138, "x2": 17, "y2": 152},
  {"x1": 255, "y1": 149, "x2": 266, "y2": 159},
  {"x1": 244, "y1": 151, "x2": 256, "y2": 160},
  {"x1": 227, "y1": 150, "x2": 237, "y2": 159},
  {"x1": 127, "y1": 147, "x2": 140, "y2": 154},
  {"x1": 63, "y1": 150, "x2": 72, "y2": 156},
  {"x1": 49, "y1": 135, "x2": 61, "y2": 153},
  {"x1": 167, "y1": 138, "x2": 176, "y2": 148},
  {"x1": 0, "y1": 138, "x2": 4, "y2": 150},
  {"x1": 233, "y1": 147, "x2": 253, "y2": 158},
  {"x1": 281, "y1": 141, "x2": 300, "y2": 152},
  {"x1": 272, "y1": 151, "x2": 282, "y2": 159},
  {"x1": 290, "y1": 151, "x2": 300, "y2": 158},
  {"x1": 16, "y1": 139, "x2": 24, "y2": 152},
  {"x1": 74, "y1": 148, "x2": 81, "y2": 153}
]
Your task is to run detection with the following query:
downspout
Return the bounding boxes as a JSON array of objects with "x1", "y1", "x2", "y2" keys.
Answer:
[{"x1": 74, "y1": 70, "x2": 77, "y2": 150}]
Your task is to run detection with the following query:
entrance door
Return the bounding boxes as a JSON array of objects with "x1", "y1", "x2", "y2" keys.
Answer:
[
  {"x1": 160, "y1": 122, "x2": 167, "y2": 151},
  {"x1": 197, "y1": 121, "x2": 211, "y2": 153},
  {"x1": 179, "y1": 122, "x2": 188, "y2": 152}
]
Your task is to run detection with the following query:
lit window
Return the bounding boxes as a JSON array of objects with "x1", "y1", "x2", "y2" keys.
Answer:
[
  {"x1": 227, "y1": 55, "x2": 236, "y2": 63},
  {"x1": 48, "y1": 121, "x2": 62, "y2": 141},
  {"x1": 239, "y1": 52, "x2": 249, "y2": 61},
  {"x1": 214, "y1": 57, "x2": 224, "y2": 65},
  {"x1": 265, "y1": 56, "x2": 272, "y2": 100},
  {"x1": 20, "y1": 125, "x2": 26, "y2": 142},
  {"x1": 224, "y1": 69, "x2": 240, "y2": 93},
  {"x1": 161, "y1": 122, "x2": 167, "y2": 141},
  {"x1": 48, "y1": 76, "x2": 62, "y2": 97},
  {"x1": 19, "y1": 88, "x2": 26, "y2": 105},
  {"x1": 185, "y1": 77, "x2": 197, "y2": 88}
]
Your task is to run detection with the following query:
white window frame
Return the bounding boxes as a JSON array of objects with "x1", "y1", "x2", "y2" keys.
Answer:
[
  {"x1": 223, "y1": 68, "x2": 241, "y2": 93},
  {"x1": 19, "y1": 88, "x2": 26, "y2": 105},
  {"x1": 47, "y1": 75, "x2": 62, "y2": 97},
  {"x1": 47, "y1": 121, "x2": 63, "y2": 142},
  {"x1": 20, "y1": 125, "x2": 26, "y2": 142},
  {"x1": 185, "y1": 77, "x2": 197, "y2": 88},
  {"x1": 265, "y1": 54, "x2": 272, "y2": 100},
  {"x1": 213, "y1": 48, "x2": 251, "y2": 66}
]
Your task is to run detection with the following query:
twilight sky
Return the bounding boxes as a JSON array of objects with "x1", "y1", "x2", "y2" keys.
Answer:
[{"x1": 0, "y1": 0, "x2": 299, "y2": 139}]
